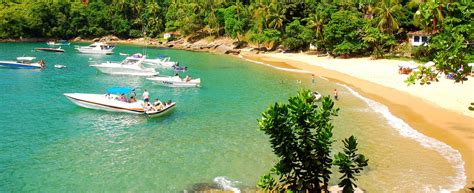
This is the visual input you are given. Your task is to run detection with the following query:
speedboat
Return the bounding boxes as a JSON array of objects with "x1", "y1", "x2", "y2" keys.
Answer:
[
  {"x1": 54, "y1": 64, "x2": 66, "y2": 69},
  {"x1": 47, "y1": 40, "x2": 70, "y2": 46},
  {"x1": 0, "y1": 57, "x2": 45, "y2": 69},
  {"x1": 90, "y1": 54, "x2": 158, "y2": 76},
  {"x1": 147, "y1": 75, "x2": 201, "y2": 88},
  {"x1": 144, "y1": 56, "x2": 178, "y2": 68},
  {"x1": 64, "y1": 87, "x2": 176, "y2": 117},
  {"x1": 76, "y1": 42, "x2": 114, "y2": 55},
  {"x1": 35, "y1": 47, "x2": 65, "y2": 52},
  {"x1": 312, "y1": 91, "x2": 322, "y2": 101}
]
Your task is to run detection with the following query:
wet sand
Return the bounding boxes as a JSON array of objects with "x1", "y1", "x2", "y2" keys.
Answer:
[{"x1": 241, "y1": 53, "x2": 474, "y2": 191}]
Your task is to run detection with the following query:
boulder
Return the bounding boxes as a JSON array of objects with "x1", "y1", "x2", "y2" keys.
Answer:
[
  {"x1": 214, "y1": 44, "x2": 233, "y2": 54},
  {"x1": 224, "y1": 49, "x2": 241, "y2": 55},
  {"x1": 72, "y1": 37, "x2": 82, "y2": 42},
  {"x1": 232, "y1": 41, "x2": 248, "y2": 49},
  {"x1": 100, "y1": 35, "x2": 120, "y2": 42}
]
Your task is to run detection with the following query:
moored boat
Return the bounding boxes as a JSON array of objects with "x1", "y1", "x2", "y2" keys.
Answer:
[
  {"x1": 312, "y1": 91, "x2": 322, "y2": 100},
  {"x1": 64, "y1": 87, "x2": 176, "y2": 117},
  {"x1": 47, "y1": 40, "x2": 70, "y2": 46},
  {"x1": 35, "y1": 47, "x2": 65, "y2": 52},
  {"x1": 144, "y1": 56, "x2": 178, "y2": 68},
  {"x1": 0, "y1": 57, "x2": 45, "y2": 69},
  {"x1": 147, "y1": 75, "x2": 200, "y2": 88},
  {"x1": 90, "y1": 54, "x2": 158, "y2": 76},
  {"x1": 76, "y1": 42, "x2": 115, "y2": 55},
  {"x1": 54, "y1": 64, "x2": 66, "y2": 69}
]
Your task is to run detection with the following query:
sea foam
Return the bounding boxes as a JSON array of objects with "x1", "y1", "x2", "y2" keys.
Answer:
[
  {"x1": 213, "y1": 176, "x2": 241, "y2": 193},
  {"x1": 338, "y1": 83, "x2": 466, "y2": 192}
]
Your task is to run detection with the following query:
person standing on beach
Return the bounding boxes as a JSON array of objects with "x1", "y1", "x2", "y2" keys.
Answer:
[
  {"x1": 333, "y1": 89, "x2": 338, "y2": 100},
  {"x1": 311, "y1": 74, "x2": 316, "y2": 84},
  {"x1": 142, "y1": 89, "x2": 150, "y2": 104}
]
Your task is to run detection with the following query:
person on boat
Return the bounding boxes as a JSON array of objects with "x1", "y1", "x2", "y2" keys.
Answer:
[
  {"x1": 119, "y1": 94, "x2": 127, "y2": 102},
  {"x1": 154, "y1": 98, "x2": 164, "y2": 110},
  {"x1": 142, "y1": 89, "x2": 150, "y2": 104},
  {"x1": 144, "y1": 103, "x2": 157, "y2": 112},
  {"x1": 185, "y1": 75, "x2": 191, "y2": 82},
  {"x1": 333, "y1": 89, "x2": 338, "y2": 100},
  {"x1": 129, "y1": 95, "x2": 137, "y2": 103},
  {"x1": 39, "y1": 60, "x2": 45, "y2": 69}
]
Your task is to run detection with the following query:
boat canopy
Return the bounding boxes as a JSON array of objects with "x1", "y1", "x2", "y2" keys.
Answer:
[{"x1": 106, "y1": 87, "x2": 133, "y2": 94}]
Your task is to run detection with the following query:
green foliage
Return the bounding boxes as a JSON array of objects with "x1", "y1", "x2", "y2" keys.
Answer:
[
  {"x1": 283, "y1": 20, "x2": 313, "y2": 51},
  {"x1": 323, "y1": 10, "x2": 367, "y2": 56},
  {"x1": 258, "y1": 90, "x2": 369, "y2": 192},
  {"x1": 363, "y1": 26, "x2": 396, "y2": 58},
  {"x1": 224, "y1": 5, "x2": 249, "y2": 42},
  {"x1": 334, "y1": 136, "x2": 369, "y2": 193}
]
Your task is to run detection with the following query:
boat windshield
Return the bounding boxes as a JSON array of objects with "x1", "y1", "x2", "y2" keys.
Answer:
[{"x1": 121, "y1": 59, "x2": 141, "y2": 65}]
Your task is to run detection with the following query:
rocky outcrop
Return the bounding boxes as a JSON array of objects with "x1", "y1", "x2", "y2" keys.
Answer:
[{"x1": 99, "y1": 35, "x2": 120, "y2": 42}]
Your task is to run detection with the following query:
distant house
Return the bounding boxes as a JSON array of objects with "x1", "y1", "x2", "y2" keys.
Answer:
[
  {"x1": 163, "y1": 32, "x2": 179, "y2": 40},
  {"x1": 408, "y1": 31, "x2": 432, "y2": 46}
]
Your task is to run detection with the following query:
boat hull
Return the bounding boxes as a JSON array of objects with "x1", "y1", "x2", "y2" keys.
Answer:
[
  {"x1": 91, "y1": 64, "x2": 158, "y2": 76},
  {"x1": 147, "y1": 77, "x2": 200, "y2": 88},
  {"x1": 76, "y1": 48, "x2": 114, "y2": 55},
  {"x1": 36, "y1": 48, "x2": 64, "y2": 52},
  {"x1": 0, "y1": 61, "x2": 42, "y2": 69}
]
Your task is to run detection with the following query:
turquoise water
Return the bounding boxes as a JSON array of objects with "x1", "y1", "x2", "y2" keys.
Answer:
[{"x1": 0, "y1": 43, "x2": 464, "y2": 192}]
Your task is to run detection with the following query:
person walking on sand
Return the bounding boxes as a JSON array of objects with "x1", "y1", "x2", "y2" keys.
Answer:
[
  {"x1": 142, "y1": 89, "x2": 150, "y2": 104},
  {"x1": 312, "y1": 74, "x2": 316, "y2": 84},
  {"x1": 333, "y1": 89, "x2": 338, "y2": 100}
]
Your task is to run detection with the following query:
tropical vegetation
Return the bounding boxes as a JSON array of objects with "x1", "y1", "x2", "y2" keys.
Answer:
[
  {"x1": 0, "y1": 0, "x2": 471, "y2": 82},
  {"x1": 257, "y1": 90, "x2": 368, "y2": 192}
]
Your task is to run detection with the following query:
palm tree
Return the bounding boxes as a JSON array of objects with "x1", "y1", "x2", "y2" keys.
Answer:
[
  {"x1": 304, "y1": 13, "x2": 324, "y2": 40},
  {"x1": 412, "y1": 0, "x2": 448, "y2": 32},
  {"x1": 268, "y1": 2, "x2": 286, "y2": 30},
  {"x1": 373, "y1": 0, "x2": 403, "y2": 34}
]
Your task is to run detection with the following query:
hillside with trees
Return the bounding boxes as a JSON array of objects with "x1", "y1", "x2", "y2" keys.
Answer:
[{"x1": 0, "y1": 0, "x2": 472, "y2": 82}]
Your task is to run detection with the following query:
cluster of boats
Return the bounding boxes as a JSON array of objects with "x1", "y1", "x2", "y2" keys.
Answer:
[
  {"x1": 90, "y1": 53, "x2": 201, "y2": 88},
  {"x1": 1, "y1": 40, "x2": 203, "y2": 118}
]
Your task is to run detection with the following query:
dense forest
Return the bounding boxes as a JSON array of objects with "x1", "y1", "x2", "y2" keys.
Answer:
[{"x1": 0, "y1": 0, "x2": 472, "y2": 81}]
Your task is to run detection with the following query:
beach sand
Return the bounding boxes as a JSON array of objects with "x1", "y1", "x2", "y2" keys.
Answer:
[{"x1": 242, "y1": 52, "x2": 474, "y2": 191}]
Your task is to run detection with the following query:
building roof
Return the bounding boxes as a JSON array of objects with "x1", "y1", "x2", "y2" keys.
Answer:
[{"x1": 407, "y1": 30, "x2": 438, "y2": 36}]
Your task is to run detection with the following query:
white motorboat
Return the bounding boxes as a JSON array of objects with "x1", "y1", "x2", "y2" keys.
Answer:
[
  {"x1": 47, "y1": 40, "x2": 70, "y2": 46},
  {"x1": 147, "y1": 75, "x2": 201, "y2": 88},
  {"x1": 64, "y1": 87, "x2": 176, "y2": 117},
  {"x1": 0, "y1": 57, "x2": 45, "y2": 69},
  {"x1": 76, "y1": 42, "x2": 114, "y2": 55},
  {"x1": 54, "y1": 64, "x2": 66, "y2": 69},
  {"x1": 312, "y1": 91, "x2": 322, "y2": 101},
  {"x1": 90, "y1": 54, "x2": 158, "y2": 76},
  {"x1": 144, "y1": 56, "x2": 178, "y2": 68}
]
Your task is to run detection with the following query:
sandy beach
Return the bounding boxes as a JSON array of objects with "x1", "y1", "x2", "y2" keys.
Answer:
[{"x1": 241, "y1": 52, "x2": 474, "y2": 191}]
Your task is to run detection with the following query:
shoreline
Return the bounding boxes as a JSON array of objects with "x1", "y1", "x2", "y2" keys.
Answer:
[{"x1": 240, "y1": 53, "x2": 474, "y2": 191}]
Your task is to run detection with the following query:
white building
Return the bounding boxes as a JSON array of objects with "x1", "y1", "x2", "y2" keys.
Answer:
[
  {"x1": 163, "y1": 32, "x2": 178, "y2": 40},
  {"x1": 408, "y1": 31, "x2": 431, "y2": 46}
]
